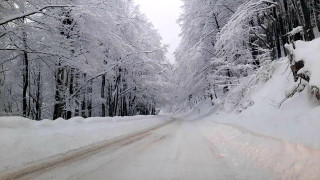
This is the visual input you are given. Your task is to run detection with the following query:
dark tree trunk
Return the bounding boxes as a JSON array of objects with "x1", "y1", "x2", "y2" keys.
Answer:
[
  {"x1": 300, "y1": 0, "x2": 315, "y2": 41},
  {"x1": 213, "y1": 13, "x2": 220, "y2": 31},
  {"x1": 87, "y1": 80, "x2": 92, "y2": 117},
  {"x1": 53, "y1": 67, "x2": 67, "y2": 119},
  {"x1": 112, "y1": 73, "x2": 121, "y2": 116},
  {"x1": 108, "y1": 84, "x2": 113, "y2": 116},
  {"x1": 22, "y1": 30, "x2": 29, "y2": 117},
  {"x1": 35, "y1": 63, "x2": 42, "y2": 120},
  {"x1": 273, "y1": 4, "x2": 282, "y2": 58},
  {"x1": 66, "y1": 68, "x2": 74, "y2": 119},
  {"x1": 81, "y1": 73, "x2": 87, "y2": 118},
  {"x1": 81, "y1": 97, "x2": 86, "y2": 118},
  {"x1": 314, "y1": 0, "x2": 320, "y2": 31},
  {"x1": 22, "y1": 53, "x2": 29, "y2": 117},
  {"x1": 101, "y1": 75, "x2": 106, "y2": 117}
]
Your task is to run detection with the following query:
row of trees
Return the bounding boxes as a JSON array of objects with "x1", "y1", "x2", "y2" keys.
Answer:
[
  {"x1": 0, "y1": 0, "x2": 171, "y2": 120},
  {"x1": 173, "y1": 0, "x2": 320, "y2": 110}
]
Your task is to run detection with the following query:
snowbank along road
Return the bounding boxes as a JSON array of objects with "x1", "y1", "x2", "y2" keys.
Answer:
[{"x1": 1, "y1": 117, "x2": 319, "y2": 180}]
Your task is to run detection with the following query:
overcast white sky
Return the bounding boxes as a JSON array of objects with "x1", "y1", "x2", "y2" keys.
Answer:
[{"x1": 134, "y1": 0, "x2": 183, "y2": 63}]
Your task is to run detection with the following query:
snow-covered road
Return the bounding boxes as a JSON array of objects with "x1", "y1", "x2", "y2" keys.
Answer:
[
  {"x1": 0, "y1": 119, "x2": 267, "y2": 180},
  {"x1": 1, "y1": 117, "x2": 319, "y2": 180}
]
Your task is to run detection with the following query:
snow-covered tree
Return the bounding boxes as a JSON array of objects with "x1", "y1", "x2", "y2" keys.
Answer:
[
  {"x1": 173, "y1": 0, "x2": 320, "y2": 111},
  {"x1": 0, "y1": 0, "x2": 170, "y2": 119},
  {"x1": 173, "y1": 0, "x2": 246, "y2": 109}
]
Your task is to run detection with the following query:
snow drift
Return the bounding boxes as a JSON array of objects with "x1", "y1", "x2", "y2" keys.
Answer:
[
  {"x1": 0, "y1": 115, "x2": 171, "y2": 173},
  {"x1": 199, "y1": 38, "x2": 320, "y2": 150}
]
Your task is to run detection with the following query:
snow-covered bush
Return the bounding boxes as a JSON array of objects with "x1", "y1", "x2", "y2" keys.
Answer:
[
  {"x1": 285, "y1": 38, "x2": 320, "y2": 102},
  {"x1": 214, "y1": 0, "x2": 276, "y2": 78},
  {"x1": 223, "y1": 60, "x2": 277, "y2": 112}
]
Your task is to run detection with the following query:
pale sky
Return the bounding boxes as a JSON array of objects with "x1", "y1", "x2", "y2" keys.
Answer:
[{"x1": 134, "y1": 0, "x2": 183, "y2": 63}]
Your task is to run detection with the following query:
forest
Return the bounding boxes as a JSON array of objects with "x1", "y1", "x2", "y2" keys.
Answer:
[
  {"x1": 0, "y1": 0, "x2": 171, "y2": 120},
  {"x1": 173, "y1": 0, "x2": 320, "y2": 111},
  {"x1": 1, "y1": 0, "x2": 320, "y2": 120}
]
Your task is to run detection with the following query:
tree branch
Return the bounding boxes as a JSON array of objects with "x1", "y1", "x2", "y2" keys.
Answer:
[
  {"x1": 0, "y1": 48, "x2": 69, "y2": 59},
  {"x1": 220, "y1": 2, "x2": 235, "y2": 13},
  {"x1": 0, "y1": 5, "x2": 74, "y2": 26}
]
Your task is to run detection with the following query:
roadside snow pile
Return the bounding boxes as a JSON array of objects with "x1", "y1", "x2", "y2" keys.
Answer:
[
  {"x1": 195, "y1": 56, "x2": 320, "y2": 179},
  {"x1": 291, "y1": 38, "x2": 320, "y2": 88},
  {"x1": 201, "y1": 58, "x2": 320, "y2": 149},
  {"x1": 285, "y1": 38, "x2": 320, "y2": 101},
  {"x1": 0, "y1": 115, "x2": 171, "y2": 173}
]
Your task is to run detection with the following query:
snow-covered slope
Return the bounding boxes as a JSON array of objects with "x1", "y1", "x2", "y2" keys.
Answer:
[
  {"x1": 190, "y1": 50, "x2": 320, "y2": 179},
  {"x1": 0, "y1": 115, "x2": 171, "y2": 173},
  {"x1": 200, "y1": 58, "x2": 320, "y2": 149}
]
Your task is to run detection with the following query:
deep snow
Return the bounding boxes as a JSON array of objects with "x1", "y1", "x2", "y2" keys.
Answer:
[
  {"x1": 290, "y1": 38, "x2": 320, "y2": 87},
  {"x1": 0, "y1": 115, "x2": 171, "y2": 173},
  {"x1": 176, "y1": 57, "x2": 320, "y2": 179},
  {"x1": 198, "y1": 58, "x2": 320, "y2": 149}
]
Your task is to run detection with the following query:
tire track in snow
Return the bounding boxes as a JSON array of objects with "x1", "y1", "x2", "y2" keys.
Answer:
[
  {"x1": 0, "y1": 118, "x2": 176, "y2": 180},
  {"x1": 201, "y1": 121, "x2": 320, "y2": 179},
  {"x1": 213, "y1": 120, "x2": 320, "y2": 152}
]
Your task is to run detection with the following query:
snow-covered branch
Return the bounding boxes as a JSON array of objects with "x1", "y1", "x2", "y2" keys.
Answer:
[
  {"x1": 0, "y1": 5, "x2": 74, "y2": 26},
  {"x1": 0, "y1": 48, "x2": 68, "y2": 58}
]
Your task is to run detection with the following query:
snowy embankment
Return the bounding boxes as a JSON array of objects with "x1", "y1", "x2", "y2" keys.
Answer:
[
  {"x1": 203, "y1": 58, "x2": 320, "y2": 149},
  {"x1": 198, "y1": 37, "x2": 320, "y2": 149},
  {"x1": 0, "y1": 115, "x2": 171, "y2": 173},
  {"x1": 190, "y1": 39, "x2": 320, "y2": 179}
]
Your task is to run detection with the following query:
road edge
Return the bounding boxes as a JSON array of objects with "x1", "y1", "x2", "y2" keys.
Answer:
[{"x1": 0, "y1": 117, "x2": 176, "y2": 180}]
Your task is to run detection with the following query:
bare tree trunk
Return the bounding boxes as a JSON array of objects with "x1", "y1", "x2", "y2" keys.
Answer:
[
  {"x1": 112, "y1": 73, "x2": 121, "y2": 116},
  {"x1": 81, "y1": 96, "x2": 86, "y2": 117},
  {"x1": 66, "y1": 68, "x2": 74, "y2": 119},
  {"x1": 108, "y1": 84, "x2": 113, "y2": 116},
  {"x1": 53, "y1": 66, "x2": 67, "y2": 119},
  {"x1": 272, "y1": 4, "x2": 282, "y2": 58},
  {"x1": 300, "y1": 0, "x2": 315, "y2": 41},
  {"x1": 81, "y1": 73, "x2": 87, "y2": 118},
  {"x1": 74, "y1": 72, "x2": 80, "y2": 117},
  {"x1": 101, "y1": 75, "x2": 106, "y2": 117},
  {"x1": 35, "y1": 62, "x2": 42, "y2": 120},
  {"x1": 314, "y1": 0, "x2": 320, "y2": 31},
  {"x1": 22, "y1": 30, "x2": 29, "y2": 117},
  {"x1": 87, "y1": 80, "x2": 92, "y2": 117}
]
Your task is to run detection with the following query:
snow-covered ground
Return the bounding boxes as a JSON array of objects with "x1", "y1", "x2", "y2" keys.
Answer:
[
  {"x1": 1, "y1": 40, "x2": 319, "y2": 179},
  {"x1": 197, "y1": 58, "x2": 320, "y2": 150},
  {"x1": 0, "y1": 119, "x2": 275, "y2": 180},
  {"x1": 0, "y1": 115, "x2": 171, "y2": 173},
  {"x1": 184, "y1": 56, "x2": 320, "y2": 179},
  {"x1": 165, "y1": 49, "x2": 320, "y2": 179},
  {"x1": 197, "y1": 120, "x2": 320, "y2": 180}
]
